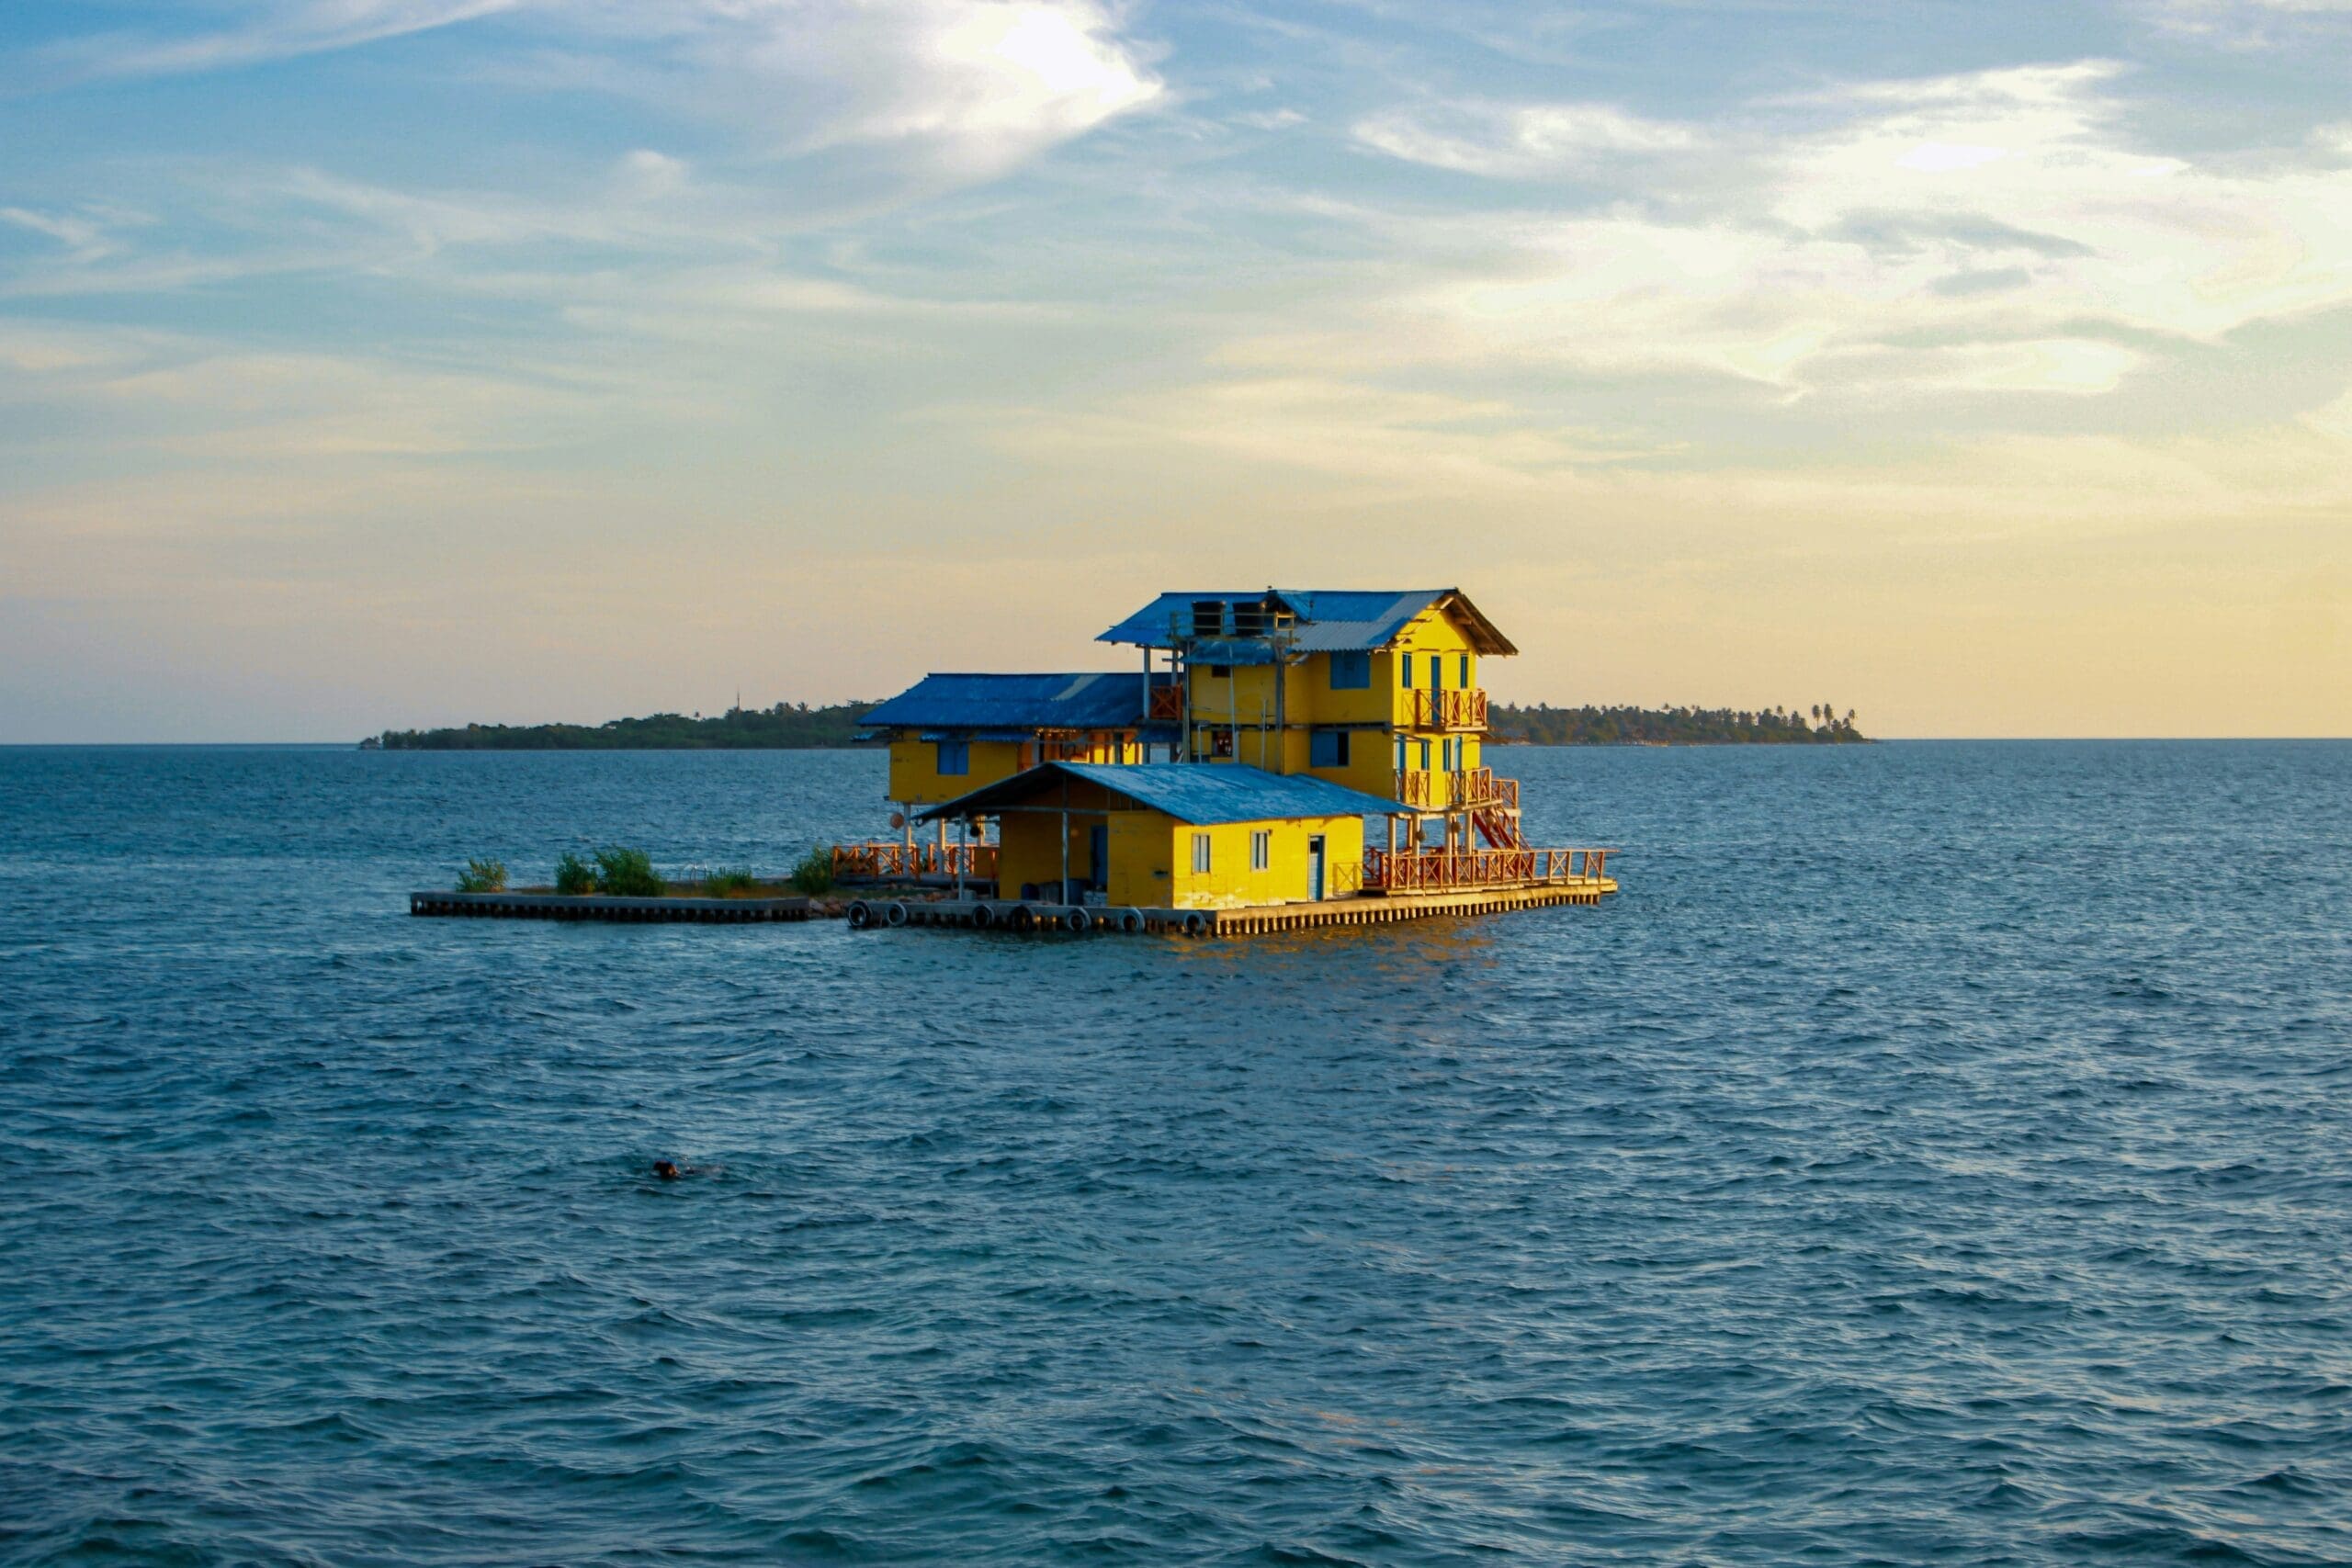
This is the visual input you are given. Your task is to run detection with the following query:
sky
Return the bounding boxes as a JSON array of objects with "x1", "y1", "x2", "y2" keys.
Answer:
[{"x1": 3, "y1": 0, "x2": 2349, "y2": 741}]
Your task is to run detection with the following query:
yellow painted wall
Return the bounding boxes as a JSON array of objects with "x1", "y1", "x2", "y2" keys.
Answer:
[
  {"x1": 1107, "y1": 809, "x2": 1173, "y2": 907},
  {"x1": 1168, "y1": 812, "x2": 1365, "y2": 910},
  {"x1": 886, "y1": 735, "x2": 1028, "y2": 805},
  {"x1": 997, "y1": 809, "x2": 1100, "y2": 897},
  {"x1": 888, "y1": 731, "x2": 1137, "y2": 804}
]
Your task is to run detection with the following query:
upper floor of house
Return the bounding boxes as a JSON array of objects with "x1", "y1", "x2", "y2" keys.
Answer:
[{"x1": 1096, "y1": 588, "x2": 1514, "y2": 739}]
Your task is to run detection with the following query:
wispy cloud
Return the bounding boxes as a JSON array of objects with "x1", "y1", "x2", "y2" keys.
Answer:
[
  {"x1": 1302, "y1": 61, "x2": 2352, "y2": 396},
  {"x1": 1354, "y1": 100, "x2": 1700, "y2": 177},
  {"x1": 31, "y1": 0, "x2": 1160, "y2": 184}
]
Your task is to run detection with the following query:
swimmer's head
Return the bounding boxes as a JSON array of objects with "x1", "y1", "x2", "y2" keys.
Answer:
[{"x1": 652, "y1": 1160, "x2": 681, "y2": 1180}]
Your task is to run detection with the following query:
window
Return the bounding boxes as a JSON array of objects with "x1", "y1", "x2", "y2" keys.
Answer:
[
  {"x1": 936, "y1": 739, "x2": 969, "y2": 776},
  {"x1": 1206, "y1": 664, "x2": 1231, "y2": 680},
  {"x1": 1459, "y1": 655, "x2": 1472, "y2": 689},
  {"x1": 1428, "y1": 654, "x2": 1444, "y2": 690},
  {"x1": 1250, "y1": 829, "x2": 1271, "y2": 871},
  {"x1": 1399, "y1": 651, "x2": 1414, "y2": 689},
  {"x1": 1192, "y1": 832, "x2": 1213, "y2": 874},
  {"x1": 1329, "y1": 651, "x2": 1371, "y2": 690},
  {"x1": 1310, "y1": 730, "x2": 1351, "y2": 768},
  {"x1": 1419, "y1": 739, "x2": 1432, "y2": 770},
  {"x1": 1203, "y1": 728, "x2": 1235, "y2": 759}
]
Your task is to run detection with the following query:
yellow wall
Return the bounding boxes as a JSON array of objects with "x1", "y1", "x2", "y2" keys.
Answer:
[
  {"x1": 997, "y1": 809, "x2": 1096, "y2": 897},
  {"x1": 887, "y1": 731, "x2": 1137, "y2": 804},
  {"x1": 1167, "y1": 812, "x2": 1365, "y2": 910},
  {"x1": 1175, "y1": 603, "x2": 1494, "y2": 809},
  {"x1": 1107, "y1": 809, "x2": 1173, "y2": 907},
  {"x1": 886, "y1": 735, "x2": 1027, "y2": 805}
]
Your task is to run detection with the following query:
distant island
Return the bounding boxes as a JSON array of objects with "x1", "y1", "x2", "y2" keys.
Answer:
[{"x1": 364, "y1": 701, "x2": 1869, "y2": 750}]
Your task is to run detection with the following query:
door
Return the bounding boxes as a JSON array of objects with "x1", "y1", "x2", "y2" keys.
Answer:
[
  {"x1": 1088, "y1": 824, "x2": 1109, "y2": 892},
  {"x1": 1306, "y1": 835, "x2": 1326, "y2": 901}
]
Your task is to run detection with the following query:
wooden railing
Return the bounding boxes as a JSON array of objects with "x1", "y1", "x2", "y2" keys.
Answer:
[
  {"x1": 1148, "y1": 685, "x2": 1183, "y2": 721},
  {"x1": 1363, "y1": 846, "x2": 1610, "y2": 893},
  {"x1": 832, "y1": 841, "x2": 1000, "y2": 882},
  {"x1": 1410, "y1": 688, "x2": 1488, "y2": 730},
  {"x1": 1396, "y1": 768, "x2": 1516, "y2": 810},
  {"x1": 1327, "y1": 861, "x2": 1363, "y2": 897}
]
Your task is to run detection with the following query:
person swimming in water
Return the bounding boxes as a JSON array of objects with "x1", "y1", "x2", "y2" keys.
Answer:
[{"x1": 651, "y1": 1160, "x2": 681, "y2": 1180}]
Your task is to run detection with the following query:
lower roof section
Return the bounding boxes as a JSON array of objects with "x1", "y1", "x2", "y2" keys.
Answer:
[
  {"x1": 918, "y1": 761, "x2": 1404, "y2": 827},
  {"x1": 863, "y1": 671, "x2": 1168, "y2": 734}
]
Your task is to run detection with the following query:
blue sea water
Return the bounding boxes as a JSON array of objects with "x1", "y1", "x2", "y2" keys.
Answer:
[{"x1": 2, "y1": 741, "x2": 2348, "y2": 1566}]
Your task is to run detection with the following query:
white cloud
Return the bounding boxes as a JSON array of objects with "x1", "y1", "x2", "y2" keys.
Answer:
[
  {"x1": 36, "y1": 0, "x2": 1159, "y2": 185},
  {"x1": 1354, "y1": 100, "x2": 1698, "y2": 177},
  {"x1": 1315, "y1": 61, "x2": 2352, "y2": 396}
]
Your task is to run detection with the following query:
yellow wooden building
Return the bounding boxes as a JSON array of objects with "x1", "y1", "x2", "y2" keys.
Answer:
[
  {"x1": 842, "y1": 586, "x2": 1613, "y2": 908},
  {"x1": 917, "y1": 761, "x2": 1399, "y2": 909}
]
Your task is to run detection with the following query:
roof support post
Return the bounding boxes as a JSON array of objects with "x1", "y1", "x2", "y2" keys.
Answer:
[{"x1": 1058, "y1": 775, "x2": 1070, "y2": 905}]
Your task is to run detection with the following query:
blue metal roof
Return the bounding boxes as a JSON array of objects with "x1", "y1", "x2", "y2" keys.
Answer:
[
  {"x1": 863, "y1": 671, "x2": 1162, "y2": 733},
  {"x1": 918, "y1": 762, "x2": 1403, "y2": 826},
  {"x1": 1096, "y1": 589, "x2": 1513, "y2": 658}
]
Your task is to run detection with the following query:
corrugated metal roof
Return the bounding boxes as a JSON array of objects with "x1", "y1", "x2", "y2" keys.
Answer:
[
  {"x1": 1096, "y1": 589, "x2": 1514, "y2": 656},
  {"x1": 918, "y1": 762, "x2": 1402, "y2": 826},
  {"x1": 863, "y1": 671, "x2": 1162, "y2": 732}
]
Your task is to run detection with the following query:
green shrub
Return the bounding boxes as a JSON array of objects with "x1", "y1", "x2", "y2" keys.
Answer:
[
  {"x1": 455, "y1": 857, "x2": 507, "y2": 893},
  {"x1": 703, "y1": 867, "x2": 759, "y2": 897},
  {"x1": 790, "y1": 848, "x2": 835, "y2": 895},
  {"x1": 554, "y1": 851, "x2": 596, "y2": 896},
  {"x1": 594, "y1": 845, "x2": 664, "y2": 897}
]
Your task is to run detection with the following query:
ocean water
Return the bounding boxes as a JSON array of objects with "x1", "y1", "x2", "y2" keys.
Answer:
[{"x1": 2, "y1": 741, "x2": 2347, "y2": 1567}]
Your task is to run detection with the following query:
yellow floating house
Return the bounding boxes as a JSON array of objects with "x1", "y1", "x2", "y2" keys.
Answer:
[{"x1": 840, "y1": 587, "x2": 1616, "y2": 920}]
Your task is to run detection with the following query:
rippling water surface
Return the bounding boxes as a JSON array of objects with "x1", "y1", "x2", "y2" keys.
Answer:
[{"x1": 3, "y1": 742, "x2": 2348, "y2": 1566}]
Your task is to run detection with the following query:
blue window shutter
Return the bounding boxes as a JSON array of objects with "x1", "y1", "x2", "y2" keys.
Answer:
[
  {"x1": 1399, "y1": 653, "x2": 1413, "y2": 689},
  {"x1": 1329, "y1": 651, "x2": 1370, "y2": 690},
  {"x1": 938, "y1": 740, "x2": 968, "y2": 776},
  {"x1": 1459, "y1": 655, "x2": 1470, "y2": 688}
]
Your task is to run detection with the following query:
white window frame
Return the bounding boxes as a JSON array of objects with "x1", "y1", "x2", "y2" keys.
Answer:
[
  {"x1": 1250, "y1": 829, "x2": 1271, "y2": 871},
  {"x1": 1192, "y1": 832, "x2": 1213, "y2": 874}
]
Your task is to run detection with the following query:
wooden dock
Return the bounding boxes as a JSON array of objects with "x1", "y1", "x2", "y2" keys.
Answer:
[
  {"x1": 846, "y1": 878, "x2": 1614, "y2": 938},
  {"x1": 410, "y1": 890, "x2": 812, "y2": 923}
]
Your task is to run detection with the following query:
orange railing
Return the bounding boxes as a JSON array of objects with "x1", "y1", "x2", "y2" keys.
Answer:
[
  {"x1": 1410, "y1": 688, "x2": 1489, "y2": 731},
  {"x1": 1148, "y1": 685, "x2": 1183, "y2": 721},
  {"x1": 1363, "y1": 846, "x2": 1610, "y2": 893},
  {"x1": 832, "y1": 841, "x2": 1000, "y2": 883},
  {"x1": 1396, "y1": 768, "x2": 1515, "y2": 810}
]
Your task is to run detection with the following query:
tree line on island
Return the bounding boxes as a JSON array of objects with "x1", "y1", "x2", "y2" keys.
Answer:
[{"x1": 367, "y1": 700, "x2": 1869, "y2": 750}]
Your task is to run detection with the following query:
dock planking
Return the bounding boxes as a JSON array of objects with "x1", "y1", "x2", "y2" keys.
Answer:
[{"x1": 410, "y1": 890, "x2": 811, "y2": 922}]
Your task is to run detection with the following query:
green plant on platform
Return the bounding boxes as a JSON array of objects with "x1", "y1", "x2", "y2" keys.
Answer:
[
  {"x1": 790, "y1": 848, "x2": 835, "y2": 896},
  {"x1": 455, "y1": 858, "x2": 507, "y2": 893},
  {"x1": 594, "y1": 845, "x2": 664, "y2": 897},
  {"x1": 703, "y1": 867, "x2": 759, "y2": 897},
  {"x1": 554, "y1": 851, "x2": 596, "y2": 896}
]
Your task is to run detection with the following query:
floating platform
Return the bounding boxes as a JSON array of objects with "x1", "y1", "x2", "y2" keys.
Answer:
[
  {"x1": 410, "y1": 890, "x2": 812, "y2": 923},
  {"x1": 846, "y1": 879, "x2": 1614, "y2": 938}
]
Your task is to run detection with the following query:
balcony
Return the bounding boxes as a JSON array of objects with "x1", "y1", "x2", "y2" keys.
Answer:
[
  {"x1": 1148, "y1": 684, "x2": 1183, "y2": 721},
  {"x1": 1409, "y1": 687, "x2": 1488, "y2": 731},
  {"x1": 1396, "y1": 767, "x2": 1518, "y2": 811},
  {"x1": 1363, "y1": 846, "x2": 1610, "y2": 894},
  {"x1": 833, "y1": 841, "x2": 999, "y2": 885}
]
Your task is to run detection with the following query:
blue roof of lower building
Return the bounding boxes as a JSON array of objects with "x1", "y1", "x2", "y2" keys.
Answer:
[
  {"x1": 918, "y1": 762, "x2": 1402, "y2": 826},
  {"x1": 863, "y1": 671, "x2": 1163, "y2": 733}
]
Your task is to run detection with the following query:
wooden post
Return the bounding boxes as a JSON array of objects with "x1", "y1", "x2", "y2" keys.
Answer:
[{"x1": 1059, "y1": 775, "x2": 1070, "y2": 903}]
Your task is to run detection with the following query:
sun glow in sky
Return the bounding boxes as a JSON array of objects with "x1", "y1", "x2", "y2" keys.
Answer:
[{"x1": 4, "y1": 0, "x2": 2349, "y2": 739}]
